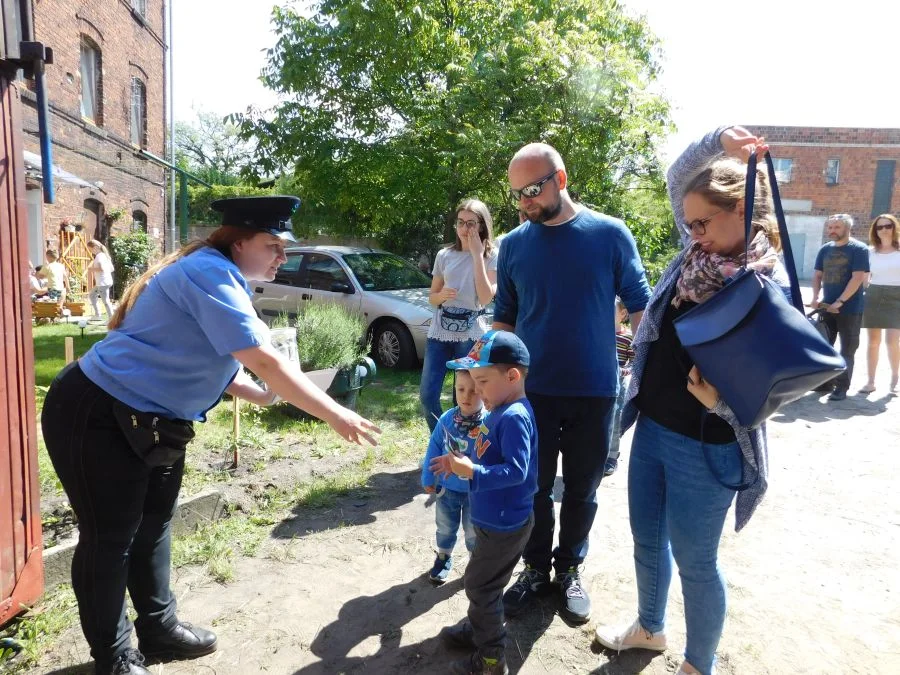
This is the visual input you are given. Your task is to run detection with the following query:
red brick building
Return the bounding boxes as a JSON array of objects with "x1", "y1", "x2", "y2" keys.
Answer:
[
  {"x1": 748, "y1": 125, "x2": 900, "y2": 278},
  {"x1": 20, "y1": 0, "x2": 168, "y2": 269}
]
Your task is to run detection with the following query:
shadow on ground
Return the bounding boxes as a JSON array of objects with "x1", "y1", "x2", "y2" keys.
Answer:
[
  {"x1": 771, "y1": 390, "x2": 895, "y2": 424},
  {"x1": 271, "y1": 468, "x2": 421, "y2": 540}
]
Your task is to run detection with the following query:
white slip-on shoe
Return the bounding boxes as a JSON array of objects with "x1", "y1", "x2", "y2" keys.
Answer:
[{"x1": 594, "y1": 617, "x2": 667, "y2": 652}]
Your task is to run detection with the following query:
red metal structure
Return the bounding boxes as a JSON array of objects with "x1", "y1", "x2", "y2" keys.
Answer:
[{"x1": 0, "y1": 0, "x2": 47, "y2": 625}]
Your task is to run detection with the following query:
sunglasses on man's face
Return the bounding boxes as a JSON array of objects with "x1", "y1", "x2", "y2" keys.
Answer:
[{"x1": 509, "y1": 171, "x2": 558, "y2": 201}]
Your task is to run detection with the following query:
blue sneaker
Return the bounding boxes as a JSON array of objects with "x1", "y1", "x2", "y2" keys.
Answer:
[{"x1": 428, "y1": 553, "x2": 452, "y2": 584}]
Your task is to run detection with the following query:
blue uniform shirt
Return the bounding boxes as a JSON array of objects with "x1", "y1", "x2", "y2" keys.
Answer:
[
  {"x1": 493, "y1": 208, "x2": 651, "y2": 397},
  {"x1": 79, "y1": 247, "x2": 269, "y2": 421},
  {"x1": 469, "y1": 399, "x2": 538, "y2": 532}
]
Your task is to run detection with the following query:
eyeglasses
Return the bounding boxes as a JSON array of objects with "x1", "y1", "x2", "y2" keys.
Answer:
[
  {"x1": 456, "y1": 219, "x2": 480, "y2": 230},
  {"x1": 876, "y1": 224, "x2": 895, "y2": 231},
  {"x1": 686, "y1": 209, "x2": 724, "y2": 235},
  {"x1": 509, "y1": 171, "x2": 558, "y2": 201}
]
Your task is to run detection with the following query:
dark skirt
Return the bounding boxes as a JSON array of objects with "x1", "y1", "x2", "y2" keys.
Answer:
[{"x1": 862, "y1": 284, "x2": 900, "y2": 329}]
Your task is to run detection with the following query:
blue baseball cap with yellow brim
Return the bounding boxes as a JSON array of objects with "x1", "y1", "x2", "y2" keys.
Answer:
[{"x1": 447, "y1": 330, "x2": 530, "y2": 370}]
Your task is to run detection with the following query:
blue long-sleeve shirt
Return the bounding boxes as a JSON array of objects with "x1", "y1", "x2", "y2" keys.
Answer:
[
  {"x1": 468, "y1": 399, "x2": 538, "y2": 532},
  {"x1": 421, "y1": 407, "x2": 483, "y2": 494},
  {"x1": 493, "y1": 209, "x2": 651, "y2": 397}
]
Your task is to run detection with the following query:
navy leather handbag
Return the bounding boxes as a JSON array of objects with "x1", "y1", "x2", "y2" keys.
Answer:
[{"x1": 673, "y1": 153, "x2": 845, "y2": 429}]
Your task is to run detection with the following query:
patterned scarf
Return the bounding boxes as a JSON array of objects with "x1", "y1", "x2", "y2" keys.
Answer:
[
  {"x1": 453, "y1": 407, "x2": 485, "y2": 438},
  {"x1": 673, "y1": 231, "x2": 779, "y2": 308}
]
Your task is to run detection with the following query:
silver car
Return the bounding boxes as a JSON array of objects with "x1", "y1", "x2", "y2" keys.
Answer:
[{"x1": 251, "y1": 246, "x2": 433, "y2": 369}]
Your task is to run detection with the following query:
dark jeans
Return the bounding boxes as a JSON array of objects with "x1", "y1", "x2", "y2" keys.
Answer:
[
  {"x1": 465, "y1": 515, "x2": 533, "y2": 658},
  {"x1": 523, "y1": 393, "x2": 616, "y2": 575},
  {"x1": 41, "y1": 363, "x2": 184, "y2": 667},
  {"x1": 823, "y1": 311, "x2": 863, "y2": 391}
]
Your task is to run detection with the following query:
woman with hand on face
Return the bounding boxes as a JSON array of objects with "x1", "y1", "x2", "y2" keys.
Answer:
[
  {"x1": 41, "y1": 196, "x2": 380, "y2": 675},
  {"x1": 595, "y1": 127, "x2": 789, "y2": 675},
  {"x1": 860, "y1": 213, "x2": 900, "y2": 394},
  {"x1": 420, "y1": 199, "x2": 498, "y2": 431}
]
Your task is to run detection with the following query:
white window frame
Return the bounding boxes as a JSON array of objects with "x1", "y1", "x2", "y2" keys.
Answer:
[
  {"x1": 130, "y1": 78, "x2": 147, "y2": 147},
  {"x1": 772, "y1": 158, "x2": 793, "y2": 183},
  {"x1": 825, "y1": 158, "x2": 840, "y2": 185},
  {"x1": 80, "y1": 39, "x2": 101, "y2": 123},
  {"x1": 131, "y1": 0, "x2": 147, "y2": 17}
]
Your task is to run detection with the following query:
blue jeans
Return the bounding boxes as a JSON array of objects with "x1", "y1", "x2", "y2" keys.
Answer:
[
  {"x1": 419, "y1": 337, "x2": 475, "y2": 432},
  {"x1": 628, "y1": 415, "x2": 741, "y2": 675},
  {"x1": 607, "y1": 373, "x2": 629, "y2": 463},
  {"x1": 435, "y1": 487, "x2": 475, "y2": 555}
]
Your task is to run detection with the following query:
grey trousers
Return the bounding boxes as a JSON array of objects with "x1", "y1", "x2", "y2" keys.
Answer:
[{"x1": 465, "y1": 514, "x2": 534, "y2": 657}]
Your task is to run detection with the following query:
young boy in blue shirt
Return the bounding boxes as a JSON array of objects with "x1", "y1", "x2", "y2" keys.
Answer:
[
  {"x1": 421, "y1": 370, "x2": 485, "y2": 583},
  {"x1": 430, "y1": 330, "x2": 538, "y2": 675}
]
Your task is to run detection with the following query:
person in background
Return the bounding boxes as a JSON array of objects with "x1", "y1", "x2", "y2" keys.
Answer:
[
  {"x1": 40, "y1": 249, "x2": 68, "y2": 307},
  {"x1": 420, "y1": 370, "x2": 484, "y2": 583},
  {"x1": 604, "y1": 298, "x2": 635, "y2": 477},
  {"x1": 808, "y1": 214, "x2": 870, "y2": 401},
  {"x1": 87, "y1": 239, "x2": 115, "y2": 321},
  {"x1": 860, "y1": 213, "x2": 900, "y2": 394},
  {"x1": 420, "y1": 198, "x2": 498, "y2": 432},
  {"x1": 28, "y1": 260, "x2": 48, "y2": 299}
]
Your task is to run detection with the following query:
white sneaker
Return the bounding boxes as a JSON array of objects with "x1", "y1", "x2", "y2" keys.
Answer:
[{"x1": 594, "y1": 617, "x2": 667, "y2": 652}]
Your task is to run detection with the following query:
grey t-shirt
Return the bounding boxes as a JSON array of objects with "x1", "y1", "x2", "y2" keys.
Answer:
[{"x1": 428, "y1": 247, "x2": 498, "y2": 341}]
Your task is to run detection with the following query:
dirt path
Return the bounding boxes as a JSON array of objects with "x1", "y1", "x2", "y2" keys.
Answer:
[{"x1": 34, "y1": 370, "x2": 900, "y2": 674}]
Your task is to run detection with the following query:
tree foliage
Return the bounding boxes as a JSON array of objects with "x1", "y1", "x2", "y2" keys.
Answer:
[
  {"x1": 236, "y1": 0, "x2": 674, "y2": 257},
  {"x1": 175, "y1": 111, "x2": 257, "y2": 186}
]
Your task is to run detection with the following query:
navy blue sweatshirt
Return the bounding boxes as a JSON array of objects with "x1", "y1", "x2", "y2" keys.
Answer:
[
  {"x1": 494, "y1": 208, "x2": 651, "y2": 397},
  {"x1": 469, "y1": 398, "x2": 538, "y2": 531}
]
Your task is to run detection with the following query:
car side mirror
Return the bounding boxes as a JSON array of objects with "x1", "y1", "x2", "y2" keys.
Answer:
[{"x1": 331, "y1": 282, "x2": 353, "y2": 294}]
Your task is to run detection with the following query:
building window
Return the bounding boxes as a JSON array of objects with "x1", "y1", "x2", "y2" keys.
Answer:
[
  {"x1": 130, "y1": 78, "x2": 147, "y2": 147},
  {"x1": 132, "y1": 210, "x2": 147, "y2": 232},
  {"x1": 131, "y1": 0, "x2": 147, "y2": 17},
  {"x1": 772, "y1": 157, "x2": 793, "y2": 183},
  {"x1": 80, "y1": 38, "x2": 102, "y2": 124},
  {"x1": 825, "y1": 159, "x2": 840, "y2": 185}
]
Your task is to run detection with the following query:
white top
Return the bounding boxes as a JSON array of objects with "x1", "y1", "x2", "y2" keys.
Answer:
[
  {"x1": 428, "y1": 246, "x2": 498, "y2": 342},
  {"x1": 91, "y1": 251, "x2": 115, "y2": 287},
  {"x1": 869, "y1": 248, "x2": 900, "y2": 287}
]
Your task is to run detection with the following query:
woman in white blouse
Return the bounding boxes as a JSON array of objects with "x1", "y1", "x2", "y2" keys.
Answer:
[
  {"x1": 88, "y1": 239, "x2": 115, "y2": 321},
  {"x1": 861, "y1": 214, "x2": 900, "y2": 394}
]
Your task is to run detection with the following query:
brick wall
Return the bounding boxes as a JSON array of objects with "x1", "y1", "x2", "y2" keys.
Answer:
[
  {"x1": 749, "y1": 125, "x2": 900, "y2": 236},
  {"x1": 21, "y1": 0, "x2": 168, "y2": 252}
]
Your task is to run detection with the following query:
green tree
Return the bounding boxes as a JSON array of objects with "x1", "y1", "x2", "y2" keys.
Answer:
[
  {"x1": 175, "y1": 111, "x2": 257, "y2": 186},
  {"x1": 236, "y1": 0, "x2": 673, "y2": 256}
]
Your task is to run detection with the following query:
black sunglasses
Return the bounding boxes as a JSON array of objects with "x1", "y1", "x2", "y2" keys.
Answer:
[
  {"x1": 509, "y1": 171, "x2": 558, "y2": 201},
  {"x1": 876, "y1": 224, "x2": 895, "y2": 231}
]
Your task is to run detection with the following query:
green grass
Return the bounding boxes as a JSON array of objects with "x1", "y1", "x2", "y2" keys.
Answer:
[{"x1": 0, "y1": 585, "x2": 79, "y2": 672}]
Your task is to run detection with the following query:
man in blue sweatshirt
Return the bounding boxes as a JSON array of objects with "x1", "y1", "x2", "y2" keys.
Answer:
[
  {"x1": 430, "y1": 330, "x2": 537, "y2": 675},
  {"x1": 495, "y1": 143, "x2": 651, "y2": 624}
]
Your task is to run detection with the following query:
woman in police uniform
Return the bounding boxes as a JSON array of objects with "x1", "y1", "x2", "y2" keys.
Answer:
[{"x1": 41, "y1": 196, "x2": 380, "y2": 675}]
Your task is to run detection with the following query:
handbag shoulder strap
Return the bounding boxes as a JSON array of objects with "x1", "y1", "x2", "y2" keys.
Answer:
[{"x1": 744, "y1": 153, "x2": 804, "y2": 313}]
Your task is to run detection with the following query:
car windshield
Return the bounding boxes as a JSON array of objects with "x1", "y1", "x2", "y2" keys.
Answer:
[{"x1": 342, "y1": 252, "x2": 431, "y2": 291}]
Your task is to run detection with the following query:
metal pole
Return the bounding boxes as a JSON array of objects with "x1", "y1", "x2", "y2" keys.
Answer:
[
  {"x1": 167, "y1": 0, "x2": 176, "y2": 251},
  {"x1": 179, "y1": 172, "x2": 188, "y2": 243}
]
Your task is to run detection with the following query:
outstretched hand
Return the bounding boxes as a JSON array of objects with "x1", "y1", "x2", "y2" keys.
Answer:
[
  {"x1": 720, "y1": 126, "x2": 769, "y2": 163},
  {"x1": 328, "y1": 408, "x2": 382, "y2": 446},
  {"x1": 430, "y1": 453, "x2": 474, "y2": 480}
]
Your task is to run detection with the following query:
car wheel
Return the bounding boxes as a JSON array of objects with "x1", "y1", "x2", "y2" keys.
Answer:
[{"x1": 372, "y1": 320, "x2": 416, "y2": 370}]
